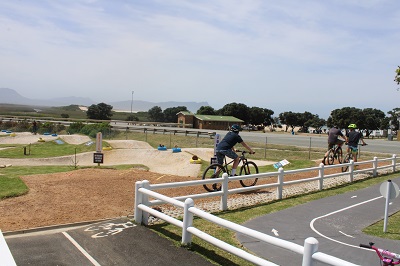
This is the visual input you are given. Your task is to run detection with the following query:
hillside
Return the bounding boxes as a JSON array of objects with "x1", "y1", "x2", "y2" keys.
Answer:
[{"x1": 0, "y1": 88, "x2": 209, "y2": 112}]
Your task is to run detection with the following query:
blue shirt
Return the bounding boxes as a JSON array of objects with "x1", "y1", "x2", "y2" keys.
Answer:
[{"x1": 216, "y1": 132, "x2": 243, "y2": 150}]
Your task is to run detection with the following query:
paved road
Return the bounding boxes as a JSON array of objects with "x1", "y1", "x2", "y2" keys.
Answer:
[
  {"x1": 238, "y1": 177, "x2": 400, "y2": 265},
  {"x1": 120, "y1": 125, "x2": 400, "y2": 155},
  {"x1": 5, "y1": 218, "x2": 213, "y2": 266}
]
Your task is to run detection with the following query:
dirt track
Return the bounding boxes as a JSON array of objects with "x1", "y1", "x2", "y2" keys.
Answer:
[{"x1": 0, "y1": 132, "x2": 275, "y2": 232}]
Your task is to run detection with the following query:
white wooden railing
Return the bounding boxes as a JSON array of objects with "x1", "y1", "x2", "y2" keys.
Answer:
[
  {"x1": 0, "y1": 230, "x2": 17, "y2": 266},
  {"x1": 134, "y1": 155, "x2": 399, "y2": 266}
]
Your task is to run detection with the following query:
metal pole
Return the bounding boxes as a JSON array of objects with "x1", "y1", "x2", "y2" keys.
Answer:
[
  {"x1": 383, "y1": 180, "x2": 392, "y2": 232},
  {"x1": 264, "y1": 137, "x2": 267, "y2": 159},
  {"x1": 130, "y1": 91, "x2": 134, "y2": 114},
  {"x1": 309, "y1": 137, "x2": 311, "y2": 159}
]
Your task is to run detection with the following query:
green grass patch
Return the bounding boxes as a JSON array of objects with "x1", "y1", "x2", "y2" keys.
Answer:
[
  {"x1": 363, "y1": 211, "x2": 400, "y2": 240},
  {"x1": 0, "y1": 139, "x2": 96, "y2": 158},
  {"x1": 0, "y1": 166, "x2": 74, "y2": 199}
]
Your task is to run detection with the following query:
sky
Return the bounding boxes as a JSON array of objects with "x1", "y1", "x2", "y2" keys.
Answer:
[{"x1": 1, "y1": 0, "x2": 399, "y2": 119}]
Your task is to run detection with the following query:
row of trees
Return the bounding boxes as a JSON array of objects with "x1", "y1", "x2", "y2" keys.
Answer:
[
  {"x1": 148, "y1": 103, "x2": 275, "y2": 126},
  {"x1": 83, "y1": 66, "x2": 400, "y2": 133},
  {"x1": 85, "y1": 102, "x2": 399, "y2": 134}
]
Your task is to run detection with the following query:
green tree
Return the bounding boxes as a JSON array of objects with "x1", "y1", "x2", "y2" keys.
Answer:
[
  {"x1": 395, "y1": 66, "x2": 400, "y2": 86},
  {"x1": 248, "y1": 107, "x2": 274, "y2": 126},
  {"x1": 279, "y1": 111, "x2": 298, "y2": 132},
  {"x1": 163, "y1": 106, "x2": 188, "y2": 122},
  {"x1": 86, "y1": 103, "x2": 113, "y2": 120},
  {"x1": 126, "y1": 114, "x2": 139, "y2": 122},
  {"x1": 148, "y1": 106, "x2": 164, "y2": 122},
  {"x1": 305, "y1": 115, "x2": 326, "y2": 133},
  {"x1": 361, "y1": 108, "x2": 386, "y2": 131},
  {"x1": 387, "y1": 108, "x2": 400, "y2": 131},
  {"x1": 196, "y1": 106, "x2": 216, "y2": 115},
  {"x1": 327, "y1": 107, "x2": 386, "y2": 134},
  {"x1": 217, "y1": 103, "x2": 250, "y2": 123},
  {"x1": 327, "y1": 107, "x2": 361, "y2": 129}
]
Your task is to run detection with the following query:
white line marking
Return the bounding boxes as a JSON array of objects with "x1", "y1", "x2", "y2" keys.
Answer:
[
  {"x1": 271, "y1": 228, "x2": 279, "y2": 236},
  {"x1": 351, "y1": 196, "x2": 357, "y2": 198},
  {"x1": 338, "y1": 231, "x2": 355, "y2": 238},
  {"x1": 310, "y1": 196, "x2": 382, "y2": 249},
  {"x1": 62, "y1": 232, "x2": 101, "y2": 266}
]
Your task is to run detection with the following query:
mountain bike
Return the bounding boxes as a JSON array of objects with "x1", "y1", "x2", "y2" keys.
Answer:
[
  {"x1": 202, "y1": 150, "x2": 258, "y2": 192},
  {"x1": 360, "y1": 242, "x2": 400, "y2": 265},
  {"x1": 324, "y1": 144, "x2": 343, "y2": 165},
  {"x1": 341, "y1": 143, "x2": 367, "y2": 172}
]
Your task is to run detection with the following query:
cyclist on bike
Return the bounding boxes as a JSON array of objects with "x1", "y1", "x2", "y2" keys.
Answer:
[
  {"x1": 346, "y1": 123, "x2": 367, "y2": 163},
  {"x1": 322, "y1": 125, "x2": 347, "y2": 164},
  {"x1": 216, "y1": 124, "x2": 255, "y2": 176}
]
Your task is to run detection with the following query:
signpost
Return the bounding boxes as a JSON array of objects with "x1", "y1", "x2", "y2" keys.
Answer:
[
  {"x1": 380, "y1": 180, "x2": 399, "y2": 232},
  {"x1": 211, "y1": 134, "x2": 220, "y2": 164},
  {"x1": 94, "y1": 132, "x2": 104, "y2": 166}
]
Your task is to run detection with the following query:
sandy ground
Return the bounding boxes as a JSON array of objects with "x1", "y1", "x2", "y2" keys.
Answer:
[
  {"x1": 0, "y1": 132, "x2": 276, "y2": 232},
  {"x1": 0, "y1": 132, "x2": 274, "y2": 176}
]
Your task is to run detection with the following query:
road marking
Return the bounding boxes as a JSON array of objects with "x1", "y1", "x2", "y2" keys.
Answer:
[
  {"x1": 271, "y1": 228, "x2": 279, "y2": 236},
  {"x1": 351, "y1": 196, "x2": 357, "y2": 198},
  {"x1": 62, "y1": 232, "x2": 101, "y2": 266},
  {"x1": 310, "y1": 196, "x2": 382, "y2": 249},
  {"x1": 339, "y1": 231, "x2": 355, "y2": 238}
]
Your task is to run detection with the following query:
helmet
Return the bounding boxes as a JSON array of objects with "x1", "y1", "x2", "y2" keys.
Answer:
[
  {"x1": 230, "y1": 124, "x2": 241, "y2": 132},
  {"x1": 348, "y1": 123, "x2": 357, "y2": 129}
]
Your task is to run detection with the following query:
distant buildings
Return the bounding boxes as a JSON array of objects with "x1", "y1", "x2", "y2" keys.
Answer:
[{"x1": 177, "y1": 111, "x2": 243, "y2": 130}]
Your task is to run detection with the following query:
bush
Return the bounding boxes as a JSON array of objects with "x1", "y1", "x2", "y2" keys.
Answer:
[
  {"x1": 68, "y1": 122, "x2": 85, "y2": 134},
  {"x1": 80, "y1": 122, "x2": 111, "y2": 138}
]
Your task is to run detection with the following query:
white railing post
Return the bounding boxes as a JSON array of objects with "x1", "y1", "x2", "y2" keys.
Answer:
[
  {"x1": 182, "y1": 198, "x2": 195, "y2": 246},
  {"x1": 220, "y1": 173, "x2": 229, "y2": 211},
  {"x1": 134, "y1": 181, "x2": 143, "y2": 224},
  {"x1": 348, "y1": 160, "x2": 354, "y2": 182},
  {"x1": 277, "y1": 168, "x2": 284, "y2": 200},
  {"x1": 373, "y1": 156, "x2": 378, "y2": 177},
  {"x1": 141, "y1": 180, "x2": 150, "y2": 225},
  {"x1": 392, "y1": 154, "x2": 397, "y2": 172},
  {"x1": 302, "y1": 237, "x2": 318, "y2": 266},
  {"x1": 318, "y1": 163, "x2": 324, "y2": 190}
]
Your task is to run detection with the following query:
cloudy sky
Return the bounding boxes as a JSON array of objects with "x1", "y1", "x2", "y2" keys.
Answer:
[{"x1": 1, "y1": 0, "x2": 399, "y2": 118}]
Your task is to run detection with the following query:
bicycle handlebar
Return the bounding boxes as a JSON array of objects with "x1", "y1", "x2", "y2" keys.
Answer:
[
  {"x1": 235, "y1": 150, "x2": 255, "y2": 155},
  {"x1": 360, "y1": 243, "x2": 400, "y2": 265},
  {"x1": 344, "y1": 143, "x2": 368, "y2": 146}
]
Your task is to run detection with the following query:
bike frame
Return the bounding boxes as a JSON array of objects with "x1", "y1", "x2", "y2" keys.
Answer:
[
  {"x1": 221, "y1": 152, "x2": 247, "y2": 174},
  {"x1": 360, "y1": 243, "x2": 400, "y2": 265}
]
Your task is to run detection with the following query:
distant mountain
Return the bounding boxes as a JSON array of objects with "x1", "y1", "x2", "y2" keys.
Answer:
[
  {"x1": 110, "y1": 100, "x2": 209, "y2": 113},
  {"x1": 0, "y1": 88, "x2": 209, "y2": 112}
]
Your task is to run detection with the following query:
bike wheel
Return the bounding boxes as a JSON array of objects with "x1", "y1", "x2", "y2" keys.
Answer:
[
  {"x1": 327, "y1": 149, "x2": 335, "y2": 165},
  {"x1": 341, "y1": 154, "x2": 351, "y2": 172},
  {"x1": 202, "y1": 163, "x2": 225, "y2": 192},
  {"x1": 239, "y1": 161, "x2": 259, "y2": 187},
  {"x1": 336, "y1": 147, "x2": 343, "y2": 164}
]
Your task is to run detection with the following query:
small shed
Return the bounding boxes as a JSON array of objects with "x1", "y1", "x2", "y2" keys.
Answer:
[{"x1": 177, "y1": 111, "x2": 243, "y2": 130}]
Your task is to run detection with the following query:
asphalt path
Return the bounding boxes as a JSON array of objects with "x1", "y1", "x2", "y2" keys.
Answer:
[
  {"x1": 5, "y1": 218, "x2": 213, "y2": 266},
  {"x1": 117, "y1": 124, "x2": 400, "y2": 155},
  {"x1": 237, "y1": 176, "x2": 400, "y2": 265}
]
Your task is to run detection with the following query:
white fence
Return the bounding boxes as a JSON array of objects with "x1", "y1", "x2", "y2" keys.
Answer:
[
  {"x1": 0, "y1": 230, "x2": 17, "y2": 266},
  {"x1": 134, "y1": 155, "x2": 399, "y2": 266}
]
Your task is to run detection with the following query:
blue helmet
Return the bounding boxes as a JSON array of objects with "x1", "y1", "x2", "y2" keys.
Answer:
[{"x1": 231, "y1": 124, "x2": 241, "y2": 132}]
